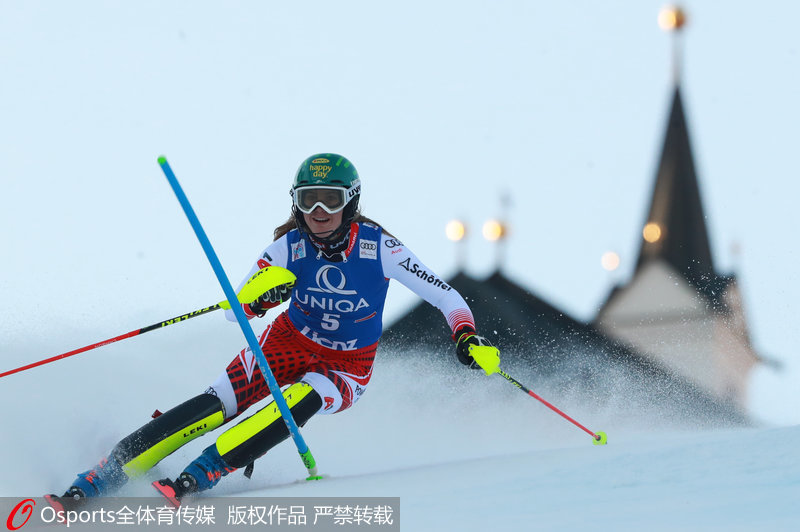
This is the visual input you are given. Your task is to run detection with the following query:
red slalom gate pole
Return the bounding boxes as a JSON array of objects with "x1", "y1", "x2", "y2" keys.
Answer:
[{"x1": 496, "y1": 368, "x2": 608, "y2": 445}]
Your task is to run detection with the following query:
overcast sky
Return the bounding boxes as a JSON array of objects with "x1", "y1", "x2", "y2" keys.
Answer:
[{"x1": 1, "y1": 1, "x2": 798, "y2": 425}]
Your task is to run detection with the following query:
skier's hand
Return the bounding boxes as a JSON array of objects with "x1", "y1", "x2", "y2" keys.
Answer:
[
  {"x1": 248, "y1": 281, "x2": 295, "y2": 316},
  {"x1": 456, "y1": 330, "x2": 500, "y2": 376}
]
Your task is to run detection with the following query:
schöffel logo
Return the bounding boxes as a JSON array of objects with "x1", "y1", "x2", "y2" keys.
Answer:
[
  {"x1": 308, "y1": 265, "x2": 356, "y2": 295},
  {"x1": 6, "y1": 499, "x2": 35, "y2": 530},
  {"x1": 398, "y1": 258, "x2": 452, "y2": 291}
]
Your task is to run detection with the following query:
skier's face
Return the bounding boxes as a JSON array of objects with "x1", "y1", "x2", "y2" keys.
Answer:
[{"x1": 303, "y1": 206, "x2": 343, "y2": 238}]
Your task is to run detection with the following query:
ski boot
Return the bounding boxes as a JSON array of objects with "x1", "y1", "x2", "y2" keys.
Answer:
[
  {"x1": 153, "y1": 444, "x2": 236, "y2": 508},
  {"x1": 43, "y1": 486, "x2": 89, "y2": 518},
  {"x1": 45, "y1": 456, "x2": 127, "y2": 515}
]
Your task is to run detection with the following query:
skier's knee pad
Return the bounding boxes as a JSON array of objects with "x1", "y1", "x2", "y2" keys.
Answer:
[
  {"x1": 215, "y1": 382, "x2": 321, "y2": 468},
  {"x1": 111, "y1": 393, "x2": 225, "y2": 478}
]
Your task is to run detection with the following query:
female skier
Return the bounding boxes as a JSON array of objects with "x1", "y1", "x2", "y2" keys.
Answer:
[{"x1": 46, "y1": 153, "x2": 500, "y2": 508}]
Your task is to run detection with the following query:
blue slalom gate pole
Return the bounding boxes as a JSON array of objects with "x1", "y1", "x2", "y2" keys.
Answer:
[{"x1": 157, "y1": 156, "x2": 319, "y2": 479}]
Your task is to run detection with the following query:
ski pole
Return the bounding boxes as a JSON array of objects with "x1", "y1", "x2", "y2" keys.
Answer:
[
  {"x1": 497, "y1": 368, "x2": 608, "y2": 445},
  {"x1": 158, "y1": 155, "x2": 320, "y2": 480},
  {"x1": 0, "y1": 266, "x2": 295, "y2": 380},
  {"x1": 0, "y1": 305, "x2": 218, "y2": 379},
  {"x1": 468, "y1": 347, "x2": 607, "y2": 445}
]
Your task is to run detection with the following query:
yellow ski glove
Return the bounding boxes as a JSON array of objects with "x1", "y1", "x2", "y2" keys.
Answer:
[{"x1": 456, "y1": 332, "x2": 501, "y2": 376}]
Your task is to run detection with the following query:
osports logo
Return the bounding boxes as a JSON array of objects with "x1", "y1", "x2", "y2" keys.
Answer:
[
  {"x1": 308, "y1": 265, "x2": 356, "y2": 295},
  {"x1": 6, "y1": 499, "x2": 34, "y2": 530}
]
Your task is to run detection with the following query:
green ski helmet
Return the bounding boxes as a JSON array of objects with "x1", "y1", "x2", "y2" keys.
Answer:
[{"x1": 291, "y1": 153, "x2": 361, "y2": 242}]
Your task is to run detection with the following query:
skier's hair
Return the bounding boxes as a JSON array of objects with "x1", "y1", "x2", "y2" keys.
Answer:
[{"x1": 273, "y1": 210, "x2": 394, "y2": 241}]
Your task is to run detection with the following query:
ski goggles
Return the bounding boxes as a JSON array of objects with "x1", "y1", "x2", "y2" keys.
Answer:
[{"x1": 292, "y1": 183, "x2": 360, "y2": 214}]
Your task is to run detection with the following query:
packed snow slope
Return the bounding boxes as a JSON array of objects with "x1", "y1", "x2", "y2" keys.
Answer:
[{"x1": 1, "y1": 315, "x2": 798, "y2": 531}]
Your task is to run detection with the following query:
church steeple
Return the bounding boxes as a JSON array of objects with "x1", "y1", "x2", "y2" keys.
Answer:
[
  {"x1": 635, "y1": 85, "x2": 716, "y2": 287},
  {"x1": 635, "y1": 5, "x2": 717, "y2": 289},
  {"x1": 594, "y1": 6, "x2": 763, "y2": 410}
]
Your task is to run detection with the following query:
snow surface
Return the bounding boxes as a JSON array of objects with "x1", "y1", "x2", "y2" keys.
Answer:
[{"x1": 2, "y1": 313, "x2": 798, "y2": 531}]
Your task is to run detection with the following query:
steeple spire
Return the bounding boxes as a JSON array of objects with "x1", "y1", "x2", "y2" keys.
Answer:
[
  {"x1": 637, "y1": 7, "x2": 716, "y2": 288},
  {"x1": 658, "y1": 5, "x2": 687, "y2": 84}
]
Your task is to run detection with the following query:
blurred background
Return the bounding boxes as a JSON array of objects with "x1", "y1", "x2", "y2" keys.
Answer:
[{"x1": 1, "y1": 1, "x2": 798, "y2": 426}]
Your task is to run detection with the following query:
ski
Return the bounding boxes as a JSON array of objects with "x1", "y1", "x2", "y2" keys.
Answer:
[
  {"x1": 43, "y1": 493, "x2": 95, "y2": 523},
  {"x1": 151, "y1": 479, "x2": 186, "y2": 509}
]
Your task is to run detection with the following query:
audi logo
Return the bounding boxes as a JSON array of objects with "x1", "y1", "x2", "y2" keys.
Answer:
[{"x1": 360, "y1": 242, "x2": 377, "y2": 251}]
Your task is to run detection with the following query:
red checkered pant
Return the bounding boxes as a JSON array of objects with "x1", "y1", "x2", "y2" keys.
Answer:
[{"x1": 209, "y1": 311, "x2": 377, "y2": 419}]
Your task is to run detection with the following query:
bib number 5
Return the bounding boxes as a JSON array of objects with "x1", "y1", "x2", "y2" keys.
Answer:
[{"x1": 321, "y1": 313, "x2": 340, "y2": 331}]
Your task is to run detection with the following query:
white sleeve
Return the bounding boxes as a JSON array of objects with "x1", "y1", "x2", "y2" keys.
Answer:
[
  {"x1": 380, "y1": 233, "x2": 475, "y2": 336},
  {"x1": 224, "y1": 236, "x2": 290, "y2": 322}
]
